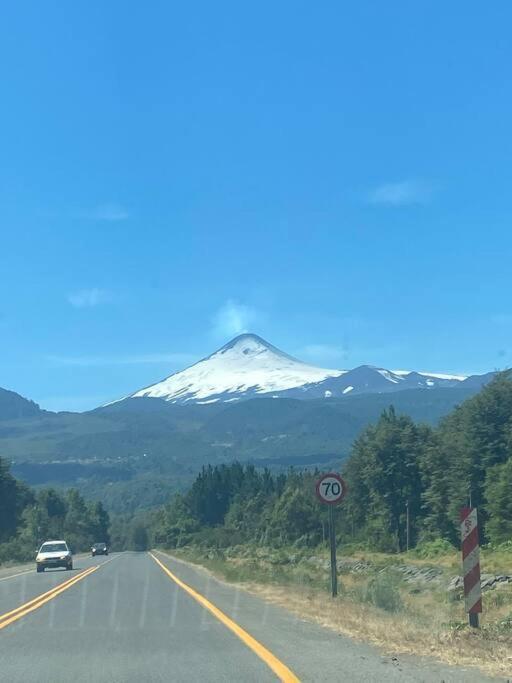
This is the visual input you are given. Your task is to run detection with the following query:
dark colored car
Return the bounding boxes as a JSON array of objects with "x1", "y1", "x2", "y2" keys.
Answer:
[{"x1": 91, "y1": 542, "x2": 108, "y2": 557}]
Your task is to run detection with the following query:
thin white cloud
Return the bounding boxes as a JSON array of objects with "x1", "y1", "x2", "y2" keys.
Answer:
[
  {"x1": 298, "y1": 344, "x2": 348, "y2": 366},
  {"x1": 67, "y1": 288, "x2": 110, "y2": 308},
  {"x1": 212, "y1": 300, "x2": 259, "y2": 339},
  {"x1": 40, "y1": 204, "x2": 130, "y2": 222},
  {"x1": 46, "y1": 352, "x2": 196, "y2": 368},
  {"x1": 89, "y1": 203, "x2": 130, "y2": 222},
  {"x1": 368, "y1": 180, "x2": 432, "y2": 206}
]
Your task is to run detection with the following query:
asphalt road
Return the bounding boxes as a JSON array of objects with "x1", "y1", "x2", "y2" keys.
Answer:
[{"x1": 0, "y1": 551, "x2": 503, "y2": 682}]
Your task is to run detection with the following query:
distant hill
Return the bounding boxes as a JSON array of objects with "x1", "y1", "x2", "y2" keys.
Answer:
[
  {"x1": 0, "y1": 383, "x2": 481, "y2": 512},
  {"x1": 0, "y1": 388, "x2": 43, "y2": 421}
]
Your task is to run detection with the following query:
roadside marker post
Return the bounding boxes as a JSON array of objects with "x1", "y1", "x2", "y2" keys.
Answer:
[
  {"x1": 460, "y1": 507, "x2": 482, "y2": 628},
  {"x1": 315, "y1": 473, "x2": 347, "y2": 598}
]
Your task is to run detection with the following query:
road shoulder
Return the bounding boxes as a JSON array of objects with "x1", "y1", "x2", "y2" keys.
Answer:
[{"x1": 154, "y1": 549, "x2": 502, "y2": 682}]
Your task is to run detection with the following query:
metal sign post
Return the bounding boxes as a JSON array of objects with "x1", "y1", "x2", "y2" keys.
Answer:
[
  {"x1": 328, "y1": 506, "x2": 337, "y2": 596},
  {"x1": 315, "y1": 473, "x2": 347, "y2": 598}
]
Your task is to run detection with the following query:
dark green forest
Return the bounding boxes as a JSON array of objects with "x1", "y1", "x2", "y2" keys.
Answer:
[
  {"x1": 0, "y1": 461, "x2": 110, "y2": 563},
  {"x1": 150, "y1": 373, "x2": 512, "y2": 552},
  {"x1": 0, "y1": 385, "x2": 479, "y2": 514},
  {"x1": 2, "y1": 374, "x2": 511, "y2": 564}
]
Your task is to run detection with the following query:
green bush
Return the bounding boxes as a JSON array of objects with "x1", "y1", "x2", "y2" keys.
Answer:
[
  {"x1": 485, "y1": 540, "x2": 512, "y2": 553},
  {"x1": 0, "y1": 538, "x2": 35, "y2": 564},
  {"x1": 354, "y1": 572, "x2": 403, "y2": 612},
  {"x1": 412, "y1": 538, "x2": 455, "y2": 559},
  {"x1": 192, "y1": 526, "x2": 244, "y2": 549}
]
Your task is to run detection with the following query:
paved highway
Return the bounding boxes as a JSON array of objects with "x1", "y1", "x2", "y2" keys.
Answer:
[{"x1": 0, "y1": 551, "x2": 501, "y2": 682}]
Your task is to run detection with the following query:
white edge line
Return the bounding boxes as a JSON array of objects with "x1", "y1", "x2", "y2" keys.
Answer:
[{"x1": 0, "y1": 569, "x2": 34, "y2": 583}]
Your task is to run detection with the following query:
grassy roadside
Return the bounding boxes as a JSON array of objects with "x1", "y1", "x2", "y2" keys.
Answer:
[{"x1": 165, "y1": 544, "x2": 512, "y2": 679}]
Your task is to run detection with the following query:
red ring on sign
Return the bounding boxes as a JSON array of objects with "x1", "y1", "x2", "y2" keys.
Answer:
[{"x1": 315, "y1": 472, "x2": 347, "y2": 505}]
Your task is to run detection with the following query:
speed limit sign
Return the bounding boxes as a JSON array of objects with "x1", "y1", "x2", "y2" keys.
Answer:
[{"x1": 315, "y1": 472, "x2": 346, "y2": 506}]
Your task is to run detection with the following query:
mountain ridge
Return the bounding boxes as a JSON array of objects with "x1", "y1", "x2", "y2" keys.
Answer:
[
  {"x1": 120, "y1": 333, "x2": 344, "y2": 405},
  {"x1": 1, "y1": 385, "x2": 482, "y2": 513},
  {"x1": 0, "y1": 387, "x2": 44, "y2": 420},
  {"x1": 0, "y1": 333, "x2": 494, "y2": 418},
  {"x1": 113, "y1": 333, "x2": 487, "y2": 407}
]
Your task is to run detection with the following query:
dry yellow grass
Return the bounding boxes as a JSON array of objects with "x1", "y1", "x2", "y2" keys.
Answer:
[{"x1": 244, "y1": 582, "x2": 512, "y2": 679}]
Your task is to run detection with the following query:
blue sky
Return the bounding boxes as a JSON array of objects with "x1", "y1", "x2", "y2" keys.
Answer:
[{"x1": 1, "y1": 1, "x2": 512, "y2": 411}]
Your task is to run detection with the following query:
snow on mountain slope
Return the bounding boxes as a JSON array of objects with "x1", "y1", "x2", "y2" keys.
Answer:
[
  {"x1": 393, "y1": 370, "x2": 467, "y2": 382},
  {"x1": 128, "y1": 334, "x2": 345, "y2": 404},
  {"x1": 108, "y1": 333, "x2": 475, "y2": 407}
]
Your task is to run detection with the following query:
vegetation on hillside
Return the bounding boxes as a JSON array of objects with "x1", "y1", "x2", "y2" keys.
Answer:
[
  {"x1": 0, "y1": 459, "x2": 110, "y2": 563},
  {"x1": 147, "y1": 376, "x2": 512, "y2": 678},
  {"x1": 151, "y1": 373, "x2": 512, "y2": 551},
  {"x1": 0, "y1": 387, "x2": 479, "y2": 513},
  {"x1": 2, "y1": 374, "x2": 511, "y2": 568}
]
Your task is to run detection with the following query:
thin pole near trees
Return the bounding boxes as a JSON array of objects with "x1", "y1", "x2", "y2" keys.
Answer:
[{"x1": 406, "y1": 500, "x2": 410, "y2": 552}]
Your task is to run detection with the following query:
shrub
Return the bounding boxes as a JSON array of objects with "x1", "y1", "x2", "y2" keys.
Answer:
[
  {"x1": 192, "y1": 526, "x2": 244, "y2": 549},
  {"x1": 486, "y1": 540, "x2": 512, "y2": 553},
  {"x1": 412, "y1": 538, "x2": 455, "y2": 559},
  {"x1": 0, "y1": 538, "x2": 35, "y2": 564},
  {"x1": 354, "y1": 572, "x2": 403, "y2": 612}
]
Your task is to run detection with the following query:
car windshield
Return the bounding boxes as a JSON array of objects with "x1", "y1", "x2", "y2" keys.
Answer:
[
  {"x1": 93, "y1": 544, "x2": 106, "y2": 549},
  {"x1": 40, "y1": 543, "x2": 67, "y2": 553}
]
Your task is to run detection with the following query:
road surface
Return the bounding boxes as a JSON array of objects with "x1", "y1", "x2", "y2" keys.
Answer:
[{"x1": 0, "y1": 551, "x2": 502, "y2": 682}]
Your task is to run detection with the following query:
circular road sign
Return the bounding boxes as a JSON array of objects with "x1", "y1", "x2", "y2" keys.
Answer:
[{"x1": 315, "y1": 472, "x2": 347, "y2": 506}]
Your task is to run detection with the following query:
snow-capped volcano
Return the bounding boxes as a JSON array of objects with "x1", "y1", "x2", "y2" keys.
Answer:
[
  {"x1": 111, "y1": 333, "x2": 476, "y2": 406},
  {"x1": 128, "y1": 334, "x2": 344, "y2": 404}
]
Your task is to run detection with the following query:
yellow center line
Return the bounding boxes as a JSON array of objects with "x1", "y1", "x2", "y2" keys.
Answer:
[
  {"x1": 149, "y1": 552, "x2": 300, "y2": 683},
  {"x1": 0, "y1": 566, "x2": 97, "y2": 623},
  {"x1": 0, "y1": 565, "x2": 99, "y2": 630}
]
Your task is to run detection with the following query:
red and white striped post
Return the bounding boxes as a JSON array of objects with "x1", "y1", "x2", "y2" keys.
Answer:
[{"x1": 460, "y1": 507, "x2": 482, "y2": 628}]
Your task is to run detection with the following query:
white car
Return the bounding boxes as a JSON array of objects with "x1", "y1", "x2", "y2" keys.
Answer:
[{"x1": 36, "y1": 540, "x2": 73, "y2": 573}]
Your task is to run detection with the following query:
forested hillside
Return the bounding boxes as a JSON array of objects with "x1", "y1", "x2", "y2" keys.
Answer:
[
  {"x1": 0, "y1": 458, "x2": 110, "y2": 563},
  {"x1": 3, "y1": 374, "x2": 511, "y2": 566},
  {"x1": 1, "y1": 386, "x2": 479, "y2": 513},
  {"x1": 0, "y1": 388, "x2": 43, "y2": 420},
  {"x1": 151, "y1": 373, "x2": 512, "y2": 552}
]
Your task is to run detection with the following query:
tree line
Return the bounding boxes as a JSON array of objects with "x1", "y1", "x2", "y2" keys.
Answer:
[
  {"x1": 152, "y1": 373, "x2": 512, "y2": 552},
  {"x1": 2, "y1": 373, "x2": 511, "y2": 560},
  {"x1": 0, "y1": 461, "x2": 110, "y2": 562}
]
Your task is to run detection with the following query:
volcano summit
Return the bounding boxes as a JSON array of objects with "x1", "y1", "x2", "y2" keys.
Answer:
[{"x1": 111, "y1": 333, "x2": 474, "y2": 406}]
